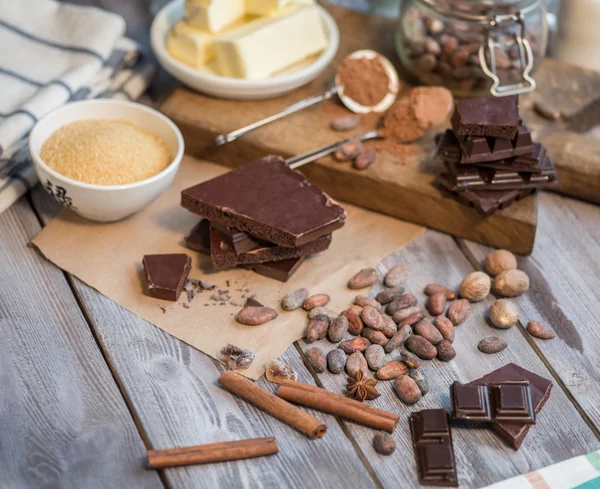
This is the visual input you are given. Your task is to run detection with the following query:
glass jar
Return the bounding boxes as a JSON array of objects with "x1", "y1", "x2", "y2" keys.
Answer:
[{"x1": 396, "y1": 0, "x2": 548, "y2": 97}]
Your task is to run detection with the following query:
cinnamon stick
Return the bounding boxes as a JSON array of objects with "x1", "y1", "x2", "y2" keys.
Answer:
[
  {"x1": 147, "y1": 437, "x2": 278, "y2": 469},
  {"x1": 218, "y1": 371, "x2": 327, "y2": 439},
  {"x1": 277, "y1": 379, "x2": 399, "y2": 423},
  {"x1": 277, "y1": 385, "x2": 398, "y2": 433}
]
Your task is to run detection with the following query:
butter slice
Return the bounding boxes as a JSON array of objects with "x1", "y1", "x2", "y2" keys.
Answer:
[
  {"x1": 213, "y1": 6, "x2": 328, "y2": 80},
  {"x1": 167, "y1": 21, "x2": 214, "y2": 68},
  {"x1": 246, "y1": 0, "x2": 292, "y2": 16},
  {"x1": 185, "y1": 0, "x2": 245, "y2": 33}
]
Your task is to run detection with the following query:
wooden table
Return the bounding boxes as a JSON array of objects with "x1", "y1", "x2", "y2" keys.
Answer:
[{"x1": 3, "y1": 2, "x2": 600, "y2": 488}]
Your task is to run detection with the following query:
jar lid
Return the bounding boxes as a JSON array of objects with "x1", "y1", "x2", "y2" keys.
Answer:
[{"x1": 418, "y1": 0, "x2": 541, "y2": 22}]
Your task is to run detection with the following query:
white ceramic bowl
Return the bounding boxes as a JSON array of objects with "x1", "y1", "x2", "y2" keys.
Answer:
[
  {"x1": 29, "y1": 100, "x2": 184, "y2": 222},
  {"x1": 151, "y1": 0, "x2": 340, "y2": 100}
]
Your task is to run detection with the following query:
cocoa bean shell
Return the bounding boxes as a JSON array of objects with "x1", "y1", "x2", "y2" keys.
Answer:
[
  {"x1": 424, "y1": 283, "x2": 456, "y2": 300},
  {"x1": 303, "y1": 293, "x2": 331, "y2": 311},
  {"x1": 305, "y1": 314, "x2": 330, "y2": 343},
  {"x1": 393, "y1": 376, "x2": 422, "y2": 404},
  {"x1": 365, "y1": 344, "x2": 386, "y2": 371},
  {"x1": 375, "y1": 287, "x2": 406, "y2": 305},
  {"x1": 386, "y1": 294, "x2": 418, "y2": 316},
  {"x1": 427, "y1": 292, "x2": 447, "y2": 316},
  {"x1": 305, "y1": 347, "x2": 326, "y2": 373},
  {"x1": 526, "y1": 321, "x2": 556, "y2": 340},
  {"x1": 348, "y1": 268, "x2": 378, "y2": 289},
  {"x1": 384, "y1": 265, "x2": 406, "y2": 288},
  {"x1": 405, "y1": 335, "x2": 437, "y2": 359},
  {"x1": 328, "y1": 315, "x2": 349, "y2": 343},
  {"x1": 384, "y1": 325, "x2": 412, "y2": 353},
  {"x1": 376, "y1": 360, "x2": 408, "y2": 380},
  {"x1": 354, "y1": 295, "x2": 382, "y2": 311},
  {"x1": 281, "y1": 288, "x2": 309, "y2": 311},
  {"x1": 236, "y1": 306, "x2": 278, "y2": 325},
  {"x1": 433, "y1": 316, "x2": 455, "y2": 343},
  {"x1": 380, "y1": 315, "x2": 398, "y2": 338},
  {"x1": 373, "y1": 432, "x2": 396, "y2": 455},
  {"x1": 362, "y1": 328, "x2": 389, "y2": 346},
  {"x1": 478, "y1": 336, "x2": 508, "y2": 354},
  {"x1": 391, "y1": 306, "x2": 423, "y2": 324},
  {"x1": 340, "y1": 337, "x2": 371, "y2": 353},
  {"x1": 327, "y1": 349, "x2": 347, "y2": 374},
  {"x1": 346, "y1": 351, "x2": 369, "y2": 378},
  {"x1": 414, "y1": 320, "x2": 443, "y2": 345},
  {"x1": 437, "y1": 340, "x2": 456, "y2": 361},
  {"x1": 361, "y1": 306, "x2": 383, "y2": 330},
  {"x1": 447, "y1": 299, "x2": 471, "y2": 326},
  {"x1": 341, "y1": 310, "x2": 364, "y2": 336}
]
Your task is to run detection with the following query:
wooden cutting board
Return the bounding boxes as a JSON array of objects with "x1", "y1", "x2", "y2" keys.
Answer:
[{"x1": 161, "y1": 4, "x2": 600, "y2": 255}]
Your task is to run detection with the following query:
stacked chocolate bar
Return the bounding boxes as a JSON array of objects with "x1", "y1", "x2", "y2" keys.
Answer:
[
  {"x1": 181, "y1": 155, "x2": 346, "y2": 282},
  {"x1": 436, "y1": 96, "x2": 559, "y2": 216}
]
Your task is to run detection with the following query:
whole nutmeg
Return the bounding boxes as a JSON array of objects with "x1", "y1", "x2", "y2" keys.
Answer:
[
  {"x1": 489, "y1": 299, "x2": 519, "y2": 329},
  {"x1": 485, "y1": 249, "x2": 518, "y2": 276},
  {"x1": 459, "y1": 271, "x2": 491, "y2": 302},
  {"x1": 494, "y1": 270, "x2": 530, "y2": 297}
]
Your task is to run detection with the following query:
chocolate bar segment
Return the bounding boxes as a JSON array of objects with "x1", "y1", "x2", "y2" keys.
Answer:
[
  {"x1": 210, "y1": 228, "x2": 331, "y2": 269},
  {"x1": 143, "y1": 254, "x2": 191, "y2": 301},
  {"x1": 181, "y1": 156, "x2": 346, "y2": 247},
  {"x1": 185, "y1": 219, "x2": 211, "y2": 254},
  {"x1": 245, "y1": 256, "x2": 306, "y2": 282},
  {"x1": 410, "y1": 409, "x2": 458, "y2": 487},
  {"x1": 451, "y1": 382, "x2": 491, "y2": 421},
  {"x1": 211, "y1": 221, "x2": 265, "y2": 254},
  {"x1": 452, "y1": 96, "x2": 519, "y2": 139}
]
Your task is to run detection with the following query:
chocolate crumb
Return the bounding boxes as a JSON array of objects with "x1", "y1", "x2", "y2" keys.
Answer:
[
  {"x1": 159, "y1": 306, "x2": 167, "y2": 314},
  {"x1": 226, "y1": 280, "x2": 230, "y2": 287},
  {"x1": 182, "y1": 303, "x2": 190, "y2": 309}
]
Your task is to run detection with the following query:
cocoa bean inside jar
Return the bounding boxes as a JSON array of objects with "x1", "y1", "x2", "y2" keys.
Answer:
[{"x1": 396, "y1": 0, "x2": 548, "y2": 97}]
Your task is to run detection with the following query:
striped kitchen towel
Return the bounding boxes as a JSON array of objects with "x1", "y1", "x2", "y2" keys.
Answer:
[
  {"x1": 483, "y1": 450, "x2": 600, "y2": 489},
  {"x1": 0, "y1": 0, "x2": 154, "y2": 215}
]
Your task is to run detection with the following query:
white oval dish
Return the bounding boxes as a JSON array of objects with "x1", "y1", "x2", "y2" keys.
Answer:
[
  {"x1": 29, "y1": 100, "x2": 184, "y2": 222},
  {"x1": 150, "y1": 0, "x2": 340, "y2": 100}
]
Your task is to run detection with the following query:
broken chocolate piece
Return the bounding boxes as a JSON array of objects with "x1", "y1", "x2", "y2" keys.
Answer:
[
  {"x1": 181, "y1": 156, "x2": 346, "y2": 247},
  {"x1": 185, "y1": 219, "x2": 211, "y2": 254},
  {"x1": 211, "y1": 221, "x2": 266, "y2": 254},
  {"x1": 143, "y1": 254, "x2": 191, "y2": 301},
  {"x1": 246, "y1": 256, "x2": 307, "y2": 282},
  {"x1": 452, "y1": 96, "x2": 519, "y2": 139}
]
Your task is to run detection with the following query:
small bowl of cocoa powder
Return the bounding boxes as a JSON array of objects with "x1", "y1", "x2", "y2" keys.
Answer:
[{"x1": 29, "y1": 100, "x2": 184, "y2": 222}]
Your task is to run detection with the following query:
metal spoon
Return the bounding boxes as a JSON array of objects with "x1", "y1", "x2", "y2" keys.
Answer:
[{"x1": 215, "y1": 50, "x2": 399, "y2": 146}]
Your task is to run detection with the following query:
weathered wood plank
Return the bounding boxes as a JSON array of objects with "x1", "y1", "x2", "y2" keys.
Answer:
[
  {"x1": 30, "y1": 187, "x2": 380, "y2": 489},
  {"x1": 0, "y1": 197, "x2": 163, "y2": 489},
  {"x1": 297, "y1": 229, "x2": 600, "y2": 489},
  {"x1": 459, "y1": 191, "x2": 600, "y2": 436}
]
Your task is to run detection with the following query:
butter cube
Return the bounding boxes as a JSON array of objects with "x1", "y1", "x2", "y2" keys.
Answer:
[
  {"x1": 246, "y1": 0, "x2": 292, "y2": 16},
  {"x1": 167, "y1": 21, "x2": 215, "y2": 68},
  {"x1": 185, "y1": 0, "x2": 245, "y2": 33},
  {"x1": 214, "y1": 6, "x2": 328, "y2": 80}
]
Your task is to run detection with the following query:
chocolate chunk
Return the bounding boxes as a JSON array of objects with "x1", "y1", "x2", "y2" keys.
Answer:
[
  {"x1": 452, "y1": 96, "x2": 519, "y2": 139},
  {"x1": 210, "y1": 228, "x2": 331, "y2": 269},
  {"x1": 184, "y1": 219, "x2": 211, "y2": 254},
  {"x1": 211, "y1": 221, "x2": 265, "y2": 254},
  {"x1": 244, "y1": 256, "x2": 307, "y2": 282},
  {"x1": 469, "y1": 363, "x2": 552, "y2": 450},
  {"x1": 143, "y1": 254, "x2": 191, "y2": 301},
  {"x1": 410, "y1": 409, "x2": 458, "y2": 487},
  {"x1": 181, "y1": 156, "x2": 346, "y2": 247}
]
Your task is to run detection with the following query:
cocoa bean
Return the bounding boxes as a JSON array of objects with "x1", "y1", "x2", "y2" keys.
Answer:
[
  {"x1": 393, "y1": 376, "x2": 422, "y2": 404},
  {"x1": 415, "y1": 53, "x2": 437, "y2": 72},
  {"x1": 348, "y1": 304, "x2": 363, "y2": 316},
  {"x1": 433, "y1": 316, "x2": 455, "y2": 343},
  {"x1": 305, "y1": 314, "x2": 330, "y2": 343},
  {"x1": 527, "y1": 321, "x2": 555, "y2": 340},
  {"x1": 348, "y1": 268, "x2": 378, "y2": 289},
  {"x1": 327, "y1": 349, "x2": 347, "y2": 374},
  {"x1": 384, "y1": 265, "x2": 406, "y2": 288},
  {"x1": 437, "y1": 340, "x2": 456, "y2": 361},
  {"x1": 308, "y1": 307, "x2": 337, "y2": 321},
  {"x1": 341, "y1": 310, "x2": 364, "y2": 336},
  {"x1": 442, "y1": 36, "x2": 459, "y2": 55},
  {"x1": 380, "y1": 315, "x2": 398, "y2": 338},
  {"x1": 427, "y1": 292, "x2": 447, "y2": 316},
  {"x1": 340, "y1": 337, "x2": 371, "y2": 354},
  {"x1": 330, "y1": 114, "x2": 361, "y2": 132},
  {"x1": 400, "y1": 349, "x2": 422, "y2": 368},
  {"x1": 328, "y1": 315, "x2": 349, "y2": 343},
  {"x1": 387, "y1": 294, "x2": 418, "y2": 316},
  {"x1": 236, "y1": 306, "x2": 278, "y2": 325},
  {"x1": 376, "y1": 360, "x2": 408, "y2": 380},
  {"x1": 362, "y1": 328, "x2": 388, "y2": 347},
  {"x1": 450, "y1": 48, "x2": 469, "y2": 66},
  {"x1": 354, "y1": 295, "x2": 382, "y2": 311},
  {"x1": 391, "y1": 306, "x2": 423, "y2": 324},
  {"x1": 305, "y1": 347, "x2": 326, "y2": 373},
  {"x1": 365, "y1": 344, "x2": 386, "y2": 371},
  {"x1": 303, "y1": 293, "x2": 331, "y2": 311},
  {"x1": 354, "y1": 148, "x2": 377, "y2": 170},
  {"x1": 478, "y1": 336, "x2": 508, "y2": 354},
  {"x1": 409, "y1": 368, "x2": 429, "y2": 395},
  {"x1": 361, "y1": 306, "x2": 383, "y2": 330},
  {"x1": 424, "y1": 37, "x2": 441, "y2": 55},
  {"x1": 414, "y1": 320, "x2": 443, "y2": 345},
  {"x1": 334, "y1": 141, "x2": 364, "y2": 162},
  {"x1": 373, "y1": 432, "x2": 396, "y2": 455},
  {"x1": 346, "y1": 351, "x2": 369, "y2": 378},
  {"x1": 424, "y1": 284, "x2": 456, "y2": 300},
  {"x1": 376, "y1": 287, "x2": 406, "y2": 305},
  {"x1": 405, "y1": 335, "x2": 437, "y2": 359},
  {"x1": 281, "y1": 288, "x2": 309, "y2": 311},
  {"x1": 384, "y1": 325, "x2": 412, "y2": 353},
  {"x1": 395, "y1": 310, "x2": 427, "y2": 328},
  {"x1": 447, "y1": 299, "x2": 471, "y2": 326}
]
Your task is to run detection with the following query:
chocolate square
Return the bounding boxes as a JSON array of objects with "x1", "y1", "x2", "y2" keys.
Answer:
[
  {"x1": 451, "y1": 382, "x2": 491, "y2": 421},
  {"x1": 143, "y1": 254, "x2": 191, "y2": 302},
  {"x1": 489, "y1": 381, "x2": 535, "y2": 423}
]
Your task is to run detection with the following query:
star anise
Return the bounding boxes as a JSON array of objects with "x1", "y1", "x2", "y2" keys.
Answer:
[{"x1": 347, "y1": 369, "x2": 380, "y2": 402}]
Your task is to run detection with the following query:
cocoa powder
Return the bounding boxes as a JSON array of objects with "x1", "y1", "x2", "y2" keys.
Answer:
[
  {"x1": 410, "y1": 86, "x2": 454, "y2": 130},
  {"x1": 337, "y1": 56, "x2": 390, "y2": 107}
]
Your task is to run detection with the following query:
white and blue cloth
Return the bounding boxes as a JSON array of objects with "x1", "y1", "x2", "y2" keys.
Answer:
[{"x1": 0, "y1": 0, "x2": 154, "y2": 215}]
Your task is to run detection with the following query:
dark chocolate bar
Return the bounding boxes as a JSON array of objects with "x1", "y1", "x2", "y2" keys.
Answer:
[
  {"x1": 469, "y1": 364, "x2": 553, "y2": 450},
  {"x1": 211, "y1": 221, "x2": 265, "y2": 254},
  {"x1": 437, "y1": 126, "x2": 534, "y2": 165},
  {"x1": 451, "y1": 381, "x2": 535, "y2": 424},
  {"x1": 185, "y1": 219, "x2": 211, "y2": 254},
  {"x1": 210, "y1": 228, "x2": 331, "y2": 269},
  {"x1": 244, "y1": 256, "x2": 306, "y2": 282},
  {"x1": 143, "y1": 254, "x2": 191, "y2": 301},
  {"x1": 410, "y1": 409, "x2": 458, "y2": 487},
  {"x1": 181, "y1": 156, "x2": 346, "y2": 247},
  {"x1": 452, "y1": 96, "x2": 519, "y2": 139}
]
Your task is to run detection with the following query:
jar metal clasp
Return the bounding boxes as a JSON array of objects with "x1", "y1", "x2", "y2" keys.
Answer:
[{"x1": 478, "y1": 13, "x2": 536, "y2": 97}]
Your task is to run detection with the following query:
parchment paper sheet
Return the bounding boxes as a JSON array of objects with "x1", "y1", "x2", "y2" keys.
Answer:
[{"x1": 33, "y1": 156, "x2": 424, "y2": 379}]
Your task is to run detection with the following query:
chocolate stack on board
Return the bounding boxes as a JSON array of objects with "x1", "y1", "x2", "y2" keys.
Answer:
[
  {"x1": 180, "y1": 155, "x2": 346, "y2": 282},
  {"x1": 436, "y1": 96, "x2": 559, "y2": 216}
]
